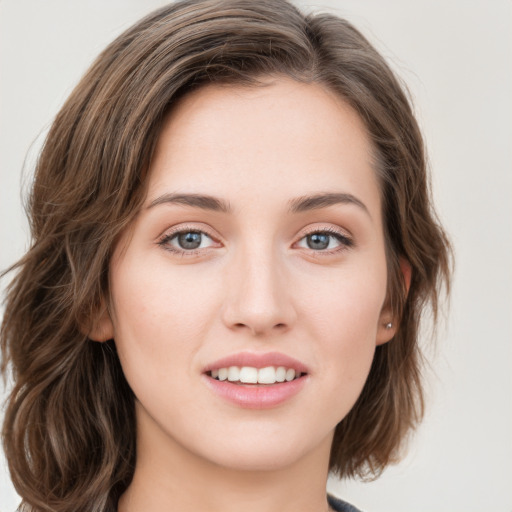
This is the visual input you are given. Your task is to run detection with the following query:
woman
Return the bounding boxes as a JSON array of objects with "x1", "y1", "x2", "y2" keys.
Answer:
[{"x1": 0, "y1": 1, "x2": 451, "y2": 511}]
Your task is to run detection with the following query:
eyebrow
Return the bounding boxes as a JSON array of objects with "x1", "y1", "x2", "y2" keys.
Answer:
[
  {"x1": 147, "y1": 193, "x2": 231, "y2": 212},
  {"x1": 288, "y1": 192, "x2": 370, "y2": 216},
  {"x1": 147, "y1": 191, "x2": 369, "y2": 217}
]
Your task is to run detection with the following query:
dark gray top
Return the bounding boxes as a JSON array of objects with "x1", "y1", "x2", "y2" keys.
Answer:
[{"x1": 328, "y1": 494, "x2": 363, "y2": 512}]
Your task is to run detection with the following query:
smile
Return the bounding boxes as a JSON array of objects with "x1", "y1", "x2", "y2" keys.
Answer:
[
  {"x1": 209, "y1": 366, "x2": 302, "y2": 384},
  {"x1": 203, "y1": 352, "x2": 309, "y2": 409}
]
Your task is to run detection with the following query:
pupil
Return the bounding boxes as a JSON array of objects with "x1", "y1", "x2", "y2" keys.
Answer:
[
  {"x1": 178, "y1": 232, "x2": 202, "y2": 249},
  {"x1": 307, "y1": 233, "x2": 329, "y2": 250}
]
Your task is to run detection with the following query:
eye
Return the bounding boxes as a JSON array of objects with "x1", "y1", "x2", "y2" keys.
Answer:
[
  {"x1": 296, "y1": 230, "x2": 352, "y2": 252},
  {"x1": 158, "y1": 229, "x2": 217, "y2": 253}
]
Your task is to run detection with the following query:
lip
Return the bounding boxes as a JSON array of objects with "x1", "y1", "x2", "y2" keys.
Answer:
[
  {"x1": 203, "y1": 351, "x2": 309, "y2": 374},
  {"x1": 202, "y1": 351, "x2": 309, "y2": 409},
  {"x1": 203, "y1": 376, "x2": 307, "y2": 409}
]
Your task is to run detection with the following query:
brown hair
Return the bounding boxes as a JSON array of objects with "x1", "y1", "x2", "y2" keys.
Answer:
[{"x1": 1, "y1": 1, "x2": 451, "y2": 510}]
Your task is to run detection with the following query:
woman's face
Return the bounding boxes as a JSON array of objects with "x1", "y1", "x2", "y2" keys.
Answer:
[{"x1": 98, "y1": 78, "x2": 395, "y2": 472}]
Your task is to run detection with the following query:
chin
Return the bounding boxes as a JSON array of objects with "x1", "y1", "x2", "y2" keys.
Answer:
[
  {"x1": 205, "y1": 445, "x2": 309, "y2": 472},
  {"x1": 187, "y1": 423, "x2": 334, "y2": 473}
]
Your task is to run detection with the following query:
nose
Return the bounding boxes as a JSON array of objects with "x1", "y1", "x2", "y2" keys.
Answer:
[{"x1": 221, "y1": 244, "x2": 297, "y2": 337}]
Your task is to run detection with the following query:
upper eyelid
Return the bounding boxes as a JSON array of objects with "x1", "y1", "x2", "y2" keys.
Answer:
[
  {"x1": 159, "y1": 224, "x2": 350, "y2": 237},
  {"x1": 300, "y1": 226, "x2": 347, "y2": 235},
  {"x1": 297, "y1": 224, "x2": 353, "y2": 240},
  {"x1": 158, "y1": 223, "x2": 219, "y2": 241}
]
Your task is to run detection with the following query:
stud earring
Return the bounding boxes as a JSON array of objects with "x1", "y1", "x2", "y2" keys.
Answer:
[{"x1": 385, "y1": 322, "x2": 393, "y2": 329}]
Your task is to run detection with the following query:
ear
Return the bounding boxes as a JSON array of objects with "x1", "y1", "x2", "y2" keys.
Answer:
[
  {"x1": 376, "y1": 258, "x2": 412, "y2": 346},
  {"x1": 86, "y1": 300, "x2": 114, "y2": 342}
]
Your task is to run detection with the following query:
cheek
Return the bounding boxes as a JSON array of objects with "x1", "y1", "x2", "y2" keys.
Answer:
[
  {"x1": 308, "y1": 263, "x2": 386, "y2": 329},
  {"x1": 108, "y1": 253, "x2": 228, "y2": 389},
  {"x1": 303, "y1": 265, "x2": 386, "y2": 379}
]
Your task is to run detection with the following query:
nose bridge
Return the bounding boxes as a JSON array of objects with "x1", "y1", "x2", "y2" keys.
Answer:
[{"x1": 222, "y1": 236, "x2": 295, "y2": 335}]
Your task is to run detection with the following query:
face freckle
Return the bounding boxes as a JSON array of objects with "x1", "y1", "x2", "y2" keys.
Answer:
[{"x1": 106, "y1": 77, "x2": 391, "y2": 473}]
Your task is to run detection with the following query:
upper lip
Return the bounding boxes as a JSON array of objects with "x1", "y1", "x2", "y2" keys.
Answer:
[{"x1": 203, "y1": 351, "x2": 309, "y2": 374}]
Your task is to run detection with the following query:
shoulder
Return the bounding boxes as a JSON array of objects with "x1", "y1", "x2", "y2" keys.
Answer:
[{"x1": 328, "y1": 494, "x2": 364, "y2": 512}]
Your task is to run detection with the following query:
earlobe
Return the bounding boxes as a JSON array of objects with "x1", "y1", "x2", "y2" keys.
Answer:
[
  {"x1": 85, "y1": 303, "x2": 114, "y2": 342},
  {"x1": 376, "y1": 318, "x2": 396, "y2": 346},
  {"x1": 376, "y1": 257, "x2": 412, "y2": 346}
]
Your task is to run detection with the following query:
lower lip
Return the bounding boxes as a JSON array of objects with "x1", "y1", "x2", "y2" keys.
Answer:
[{"x1": 203, "y1": 375, "x2": 308, "y2": 409}]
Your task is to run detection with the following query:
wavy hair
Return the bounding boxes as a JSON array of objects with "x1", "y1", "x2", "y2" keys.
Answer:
[{"x1": 1, "y1": 1, "x2": 451, "y2": 510}]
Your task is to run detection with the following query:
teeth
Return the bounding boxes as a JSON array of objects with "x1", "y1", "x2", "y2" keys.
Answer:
[
  {"x1": 210, "y1": 365, "x2": 303, "y2": 384},
  {"x1": 285, "y1": 368, "x2": 296, "y2": 382},
  {"x1": 258, "y1": 366, "x2": 277, "y2": 384},
  {"x1": 276, "y1": 366, "x2": 286, "y2": 382},
  {"x1": 227, "y1": 366, "x2": 240, "y2": 382},
  {"x1": 239, "y1": 366, "x2": 258, "y2": 384}
]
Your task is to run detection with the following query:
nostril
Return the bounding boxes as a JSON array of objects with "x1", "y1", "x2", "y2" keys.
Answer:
[{"x1": 229, "y1": 321, "x2": 289, "y2": 336}]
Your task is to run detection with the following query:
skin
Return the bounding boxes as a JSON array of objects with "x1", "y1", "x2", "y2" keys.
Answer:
[{"x1": 91, "y1": 77, "x2": 397, "y2": 512}]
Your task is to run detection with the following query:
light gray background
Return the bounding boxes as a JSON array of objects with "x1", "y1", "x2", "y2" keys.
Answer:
[{"x1": 1, "y1": 1, "x2": 511, "y2": 511}]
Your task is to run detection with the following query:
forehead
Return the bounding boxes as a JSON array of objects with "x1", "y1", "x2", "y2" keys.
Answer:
[{"x1": 147, "y1": 78, "x2": 380, "y2": 218}]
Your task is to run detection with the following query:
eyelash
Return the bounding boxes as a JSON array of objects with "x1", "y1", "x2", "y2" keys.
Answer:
[
  {"x1": 297, "y1": 227, "x2": 354, "y2": 255},
  {"x1": 157, "y1": 225, "x2": 353, "y2": 257},
  {"x1": 157, "y1": 225, "x2": 219, "y2": 257}
]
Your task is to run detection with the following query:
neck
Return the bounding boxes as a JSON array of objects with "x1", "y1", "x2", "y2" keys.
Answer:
[{"x1": 118, "y1": 404, "x2": 334, "y2": 512}]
